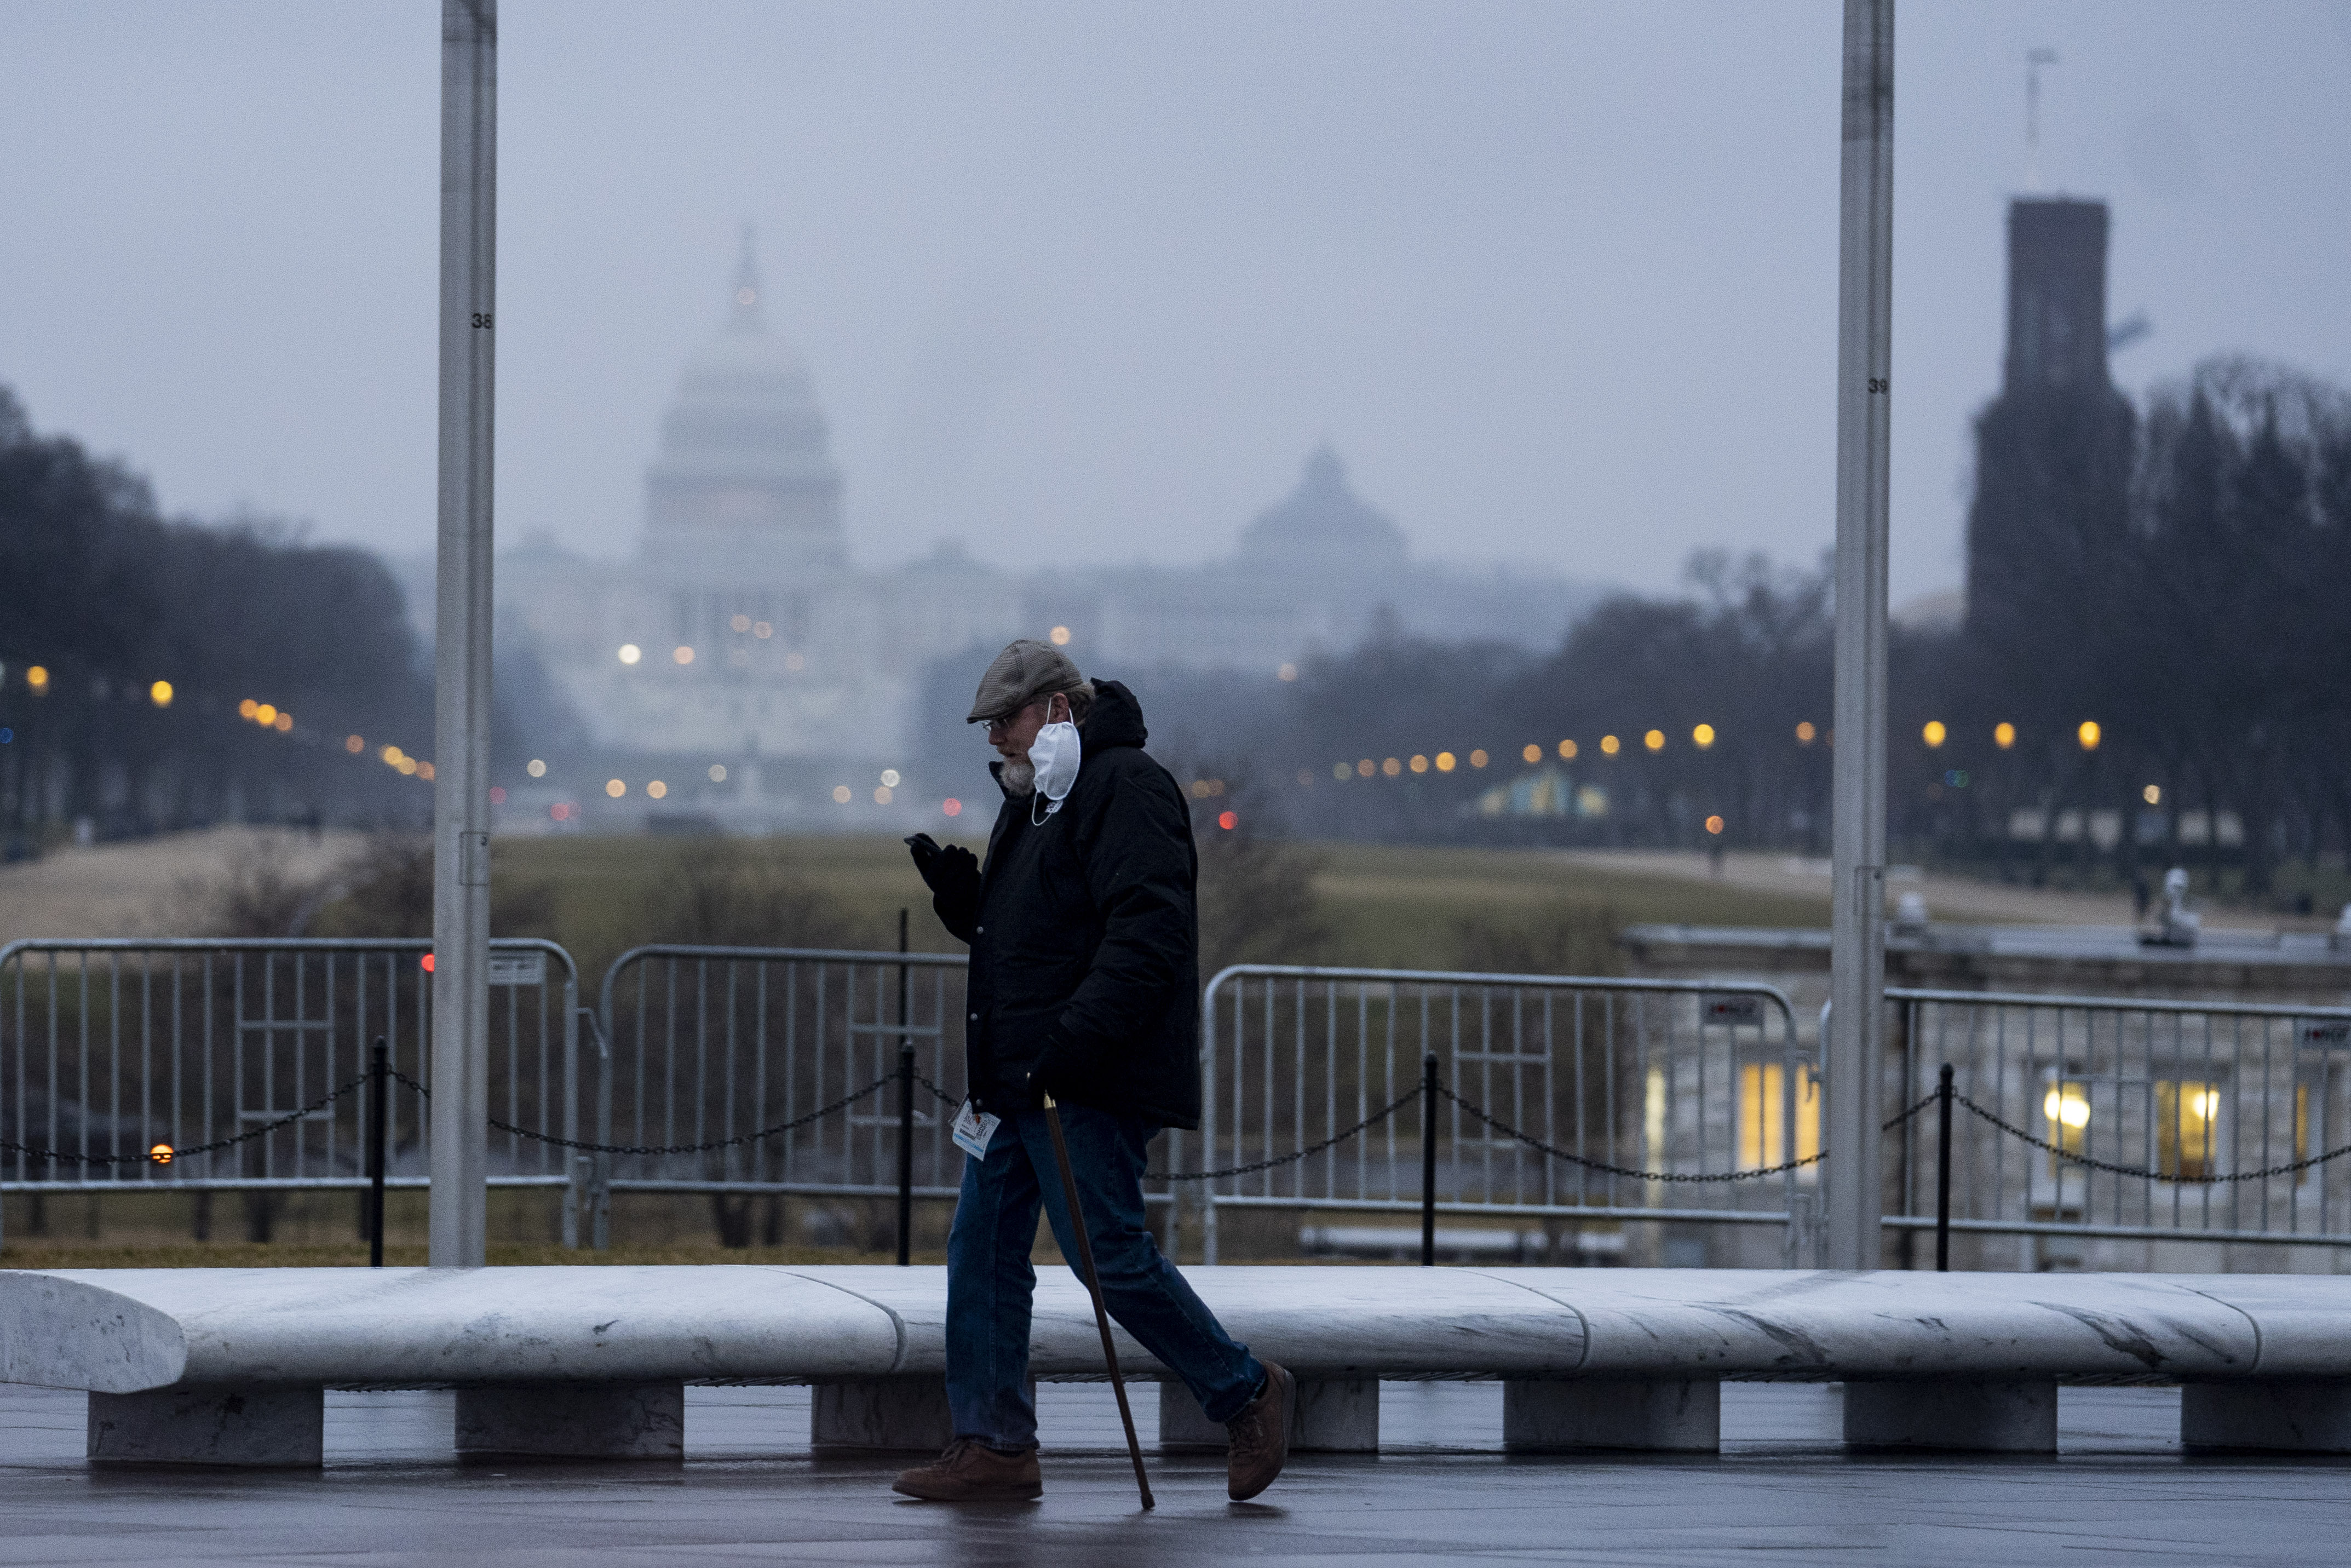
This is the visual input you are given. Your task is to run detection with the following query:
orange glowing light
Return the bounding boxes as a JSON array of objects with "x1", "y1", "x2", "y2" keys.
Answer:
[
  {"x1": 148, "y1": 1142, "x2": 174, "y2": 1165},
  {"x1": 1217, "y1": 810, "x2": 1238, "y2": 831},
  {"x1": 421, "y1": 953, "x2": 435, "y2": 973}
]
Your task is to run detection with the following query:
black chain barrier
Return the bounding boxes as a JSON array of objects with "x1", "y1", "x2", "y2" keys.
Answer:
[
  {"x1": 0, "y1": 1068, "x2": 1942, "y2": 1181},
  {"x1": 390, "y1": 1066, "x2": 899, "y2": 1158},
  {"x1": 1430, "y1": 1083, "x2": 1931, "y2": 1185},
  {"x1": 1954, "y1": 1092, "x2": 2351, "y2": 1185},
  {"x1": 0, "y1": 1076, "x2": 369, "y2": 1167}
]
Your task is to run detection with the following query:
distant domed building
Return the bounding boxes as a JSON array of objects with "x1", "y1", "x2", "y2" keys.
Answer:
[
  {"x1": 487, "y1": 238, "x2": 1596, "y2": 834},
  {"x1": 497, "y1": 234, "x2": 1012, "y2": 832},
  {"x1": 1236, "y1": 445, "x2": 1407, "y2": 576}
]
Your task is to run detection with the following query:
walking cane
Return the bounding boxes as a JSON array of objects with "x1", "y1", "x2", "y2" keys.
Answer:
[{"x1": 1041, "y1": 1091, "x2": 1156, "y2": 1510}]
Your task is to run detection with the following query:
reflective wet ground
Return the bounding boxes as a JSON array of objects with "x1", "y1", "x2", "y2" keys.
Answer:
[{"x1": 5, "y1": 1380, "x2": 2347, "y2": 1565}]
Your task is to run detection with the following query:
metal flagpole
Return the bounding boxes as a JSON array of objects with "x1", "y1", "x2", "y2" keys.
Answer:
[
  {"x1": 430, "y1": 0, "x2": 497, "y2": 1268},
  {"x1": 1825, "y1": 0, "x2": 1893, "y2": 1273}
]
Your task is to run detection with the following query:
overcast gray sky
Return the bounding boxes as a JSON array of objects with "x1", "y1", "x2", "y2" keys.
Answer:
[{"x1": 3, "y1": 2, "x2": 2346, "y2": 609}]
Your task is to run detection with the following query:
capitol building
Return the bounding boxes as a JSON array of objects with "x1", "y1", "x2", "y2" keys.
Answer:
[{"x1": 485, "y1": 243, "x2": 1592, "y2": 833}]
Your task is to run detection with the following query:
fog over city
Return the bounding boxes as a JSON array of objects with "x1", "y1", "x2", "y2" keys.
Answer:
[{"x1": 4, "y1": 1, "x2": 2346, "y2": 607}]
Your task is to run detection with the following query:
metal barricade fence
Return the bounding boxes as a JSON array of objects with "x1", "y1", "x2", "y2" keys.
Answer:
[
  {"x1": 592, "y1": 946, "x2": 987, "y2": 1224},
  {"x1": 1889, "y1": 987, "x2": 2351, "y2": 1253},
  {"x1": 1193, "y1": 966, "x2": 1808, "y2": 1264},
  {"x1": 0, "y1": 938, "x2": 584, "y2": 1248}
]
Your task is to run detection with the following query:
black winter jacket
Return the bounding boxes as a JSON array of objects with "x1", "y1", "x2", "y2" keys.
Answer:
[{"x1": 929, "y1": 680, "x2": 1202, "y2": 1129}]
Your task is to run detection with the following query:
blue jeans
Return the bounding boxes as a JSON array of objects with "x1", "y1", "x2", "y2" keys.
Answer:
[{"x1": 946, "y1": 1104, "x2": 1263, "y2": 1449}]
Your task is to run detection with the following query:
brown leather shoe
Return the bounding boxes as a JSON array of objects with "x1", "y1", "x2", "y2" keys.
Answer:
[
  {"x1": 892, "y1": 1437, "x2": 1042, "y2": 1502},
  {"x1": 1225, "y1": 1360, "x2": 1294, "y2": 1501}
]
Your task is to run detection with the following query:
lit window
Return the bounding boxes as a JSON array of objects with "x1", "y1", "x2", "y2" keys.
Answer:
[
  {"x1": 2043, "y1": 1082, "x2": 2091, "y2": 1156},
  {"x1": 1738, "y1": 1063, "x2": 1821, "y2": 1173},
  {"x1": 2157, "y1": 1080, "x2": 2220, "y2": 1183},
  {"x1": 1435, "y1": 752, "x2": 1457, "y2": 773},
  {"x1": 618, "y1": 644, "x2": 641, "y2": 665},
  {"x1": 526, "y1": 759, "x2": 547, "y2": 778},
  {"x1": 709, "y1": 764, "x2": 727, "y2": 783},
  {"x1": 647, "y1": 780, "x2": 668, "y2": 800}
]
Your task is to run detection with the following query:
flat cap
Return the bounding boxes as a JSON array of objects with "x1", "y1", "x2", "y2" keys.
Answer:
[{"x1": 967, "y1": 639, "x2": 1084, "y2": 723}]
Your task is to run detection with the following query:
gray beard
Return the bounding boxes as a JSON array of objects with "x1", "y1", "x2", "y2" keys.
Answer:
[{"x1": 1001, "y1": 758, "x2": 1037, "y2": 798}]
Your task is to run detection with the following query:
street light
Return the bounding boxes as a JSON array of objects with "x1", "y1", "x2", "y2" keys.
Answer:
[
  {"x1": 2078, "y1": 720, "x2": 2101, "y2": 751},
  {"x1": 1693, "y1": 724, "x2": 1715, "y2": 749},
  {"x1": 1994, "y1": 722, "x2": 2016, "y2": 750},
  {"x1": 149, "y1": 680, "x2": 173, "y2": 708},
  {"x1": 1922, "y1": 720, "x2": 1946, "y2": 748}
]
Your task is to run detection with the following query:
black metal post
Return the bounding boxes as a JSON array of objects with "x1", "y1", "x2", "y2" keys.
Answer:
[
  {"x1": 368, "y1": 1037, "x2": 389, "y2": 1268},
  {"x1": 896, "y1": 907, "x2": 913, "y2": 1267},
  {"x1": 1935, "y1": 1062, "x2": 1954, "y2": 1272},
  {"x1": 1421, "y1": 1050, "x2": 1439, "y2": 1267}
]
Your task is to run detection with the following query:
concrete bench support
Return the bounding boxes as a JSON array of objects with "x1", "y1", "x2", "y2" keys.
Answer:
[
  {"x1": 1158, "y1": 1377, "x2": 1379, "y2": 1452},
  {"x1": 455, "y1": 1382, "x2": 683, "y2": 1461},
  {"x1": 812, "y1": 1377, "x2": 957, "y2": 1452},
  {"x1": 1503, "y1": 1379, "x2": 1720, "y2": 1452},
  {"x1": 1842, "y1": 1381, "x2": 2056, "y2": 1452},
  {"x1": 88, "y1": 1385, "x2": 324, "y2": 1467},
  {"x1": 2182, "y1": 1382, "x2": 2351, "y2": 1452}
]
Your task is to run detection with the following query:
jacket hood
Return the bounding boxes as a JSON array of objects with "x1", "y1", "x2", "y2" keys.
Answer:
[{"x1": 1080, "y1": 680, "x2": 1148, "y2": 755}]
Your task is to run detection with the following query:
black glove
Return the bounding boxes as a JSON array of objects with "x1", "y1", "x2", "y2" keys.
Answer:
[{"x1": 905, "y1": 833, "x2": 979, "y2": 897}]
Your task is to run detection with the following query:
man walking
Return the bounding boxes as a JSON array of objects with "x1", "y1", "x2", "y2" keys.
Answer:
[{"x1": 895, "y1": 637, "x2": 1292, "y2": 1503}]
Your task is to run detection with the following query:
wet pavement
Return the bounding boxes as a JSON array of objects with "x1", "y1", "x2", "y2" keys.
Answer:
[{"x1": 5, "y1": 1380, "x2": 2348, "y2": 1565}]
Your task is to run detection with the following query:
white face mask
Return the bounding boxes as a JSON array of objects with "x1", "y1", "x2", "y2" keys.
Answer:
[{"x1": 1027, "y1": 694, "x2": 1082, "y2": 820}]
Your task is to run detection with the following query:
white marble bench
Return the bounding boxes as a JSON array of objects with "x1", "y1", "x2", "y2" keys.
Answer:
[{"x1": 3, "y1": 1266, "x2": 2343, "y2": 1464}]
